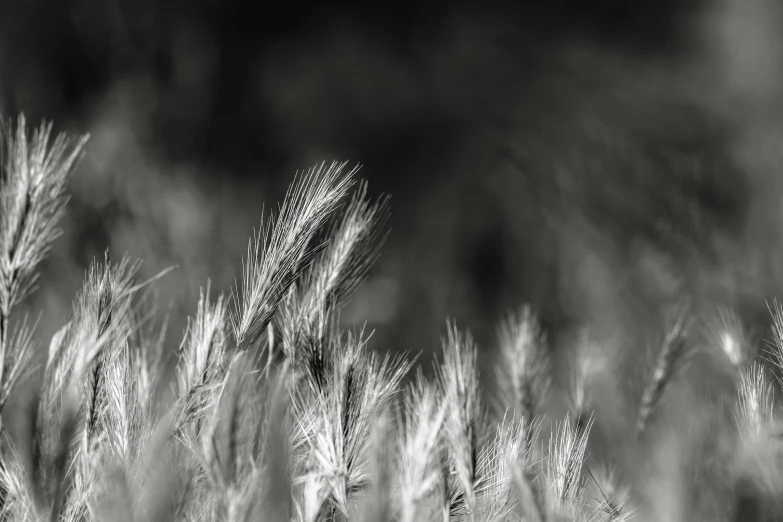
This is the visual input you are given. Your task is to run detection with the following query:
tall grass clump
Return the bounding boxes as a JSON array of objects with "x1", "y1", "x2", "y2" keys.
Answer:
[{"x1": 7, "y1": 113, "x2": 783, "y2": 521}]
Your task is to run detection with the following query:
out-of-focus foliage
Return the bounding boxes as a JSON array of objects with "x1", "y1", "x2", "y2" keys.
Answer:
[{"x1": 2, "y1": 0, "x2": 782, "y2": 379}]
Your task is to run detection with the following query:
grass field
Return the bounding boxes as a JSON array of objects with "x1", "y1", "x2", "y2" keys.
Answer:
[{"x1": 0, "y1": 113, "x2": 782, "y2": 522}]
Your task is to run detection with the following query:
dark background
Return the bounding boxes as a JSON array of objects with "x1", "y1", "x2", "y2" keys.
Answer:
[{"x1": 1, "y1": 0, "x2": 782, "y2": 382}]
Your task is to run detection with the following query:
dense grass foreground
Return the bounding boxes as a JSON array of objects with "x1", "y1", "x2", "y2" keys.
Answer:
[{"x1": 0, "y1": 115, "x2": 782, "y2": 522}]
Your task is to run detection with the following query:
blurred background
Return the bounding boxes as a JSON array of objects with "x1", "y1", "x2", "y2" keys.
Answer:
[{"x1": 1, "y1": 0, "x2": 783, "y2": 381}]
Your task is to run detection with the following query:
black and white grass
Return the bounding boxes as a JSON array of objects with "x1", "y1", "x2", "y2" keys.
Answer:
[{"x1": 2, "y1": 115, "x2": 783, "y2": 521}]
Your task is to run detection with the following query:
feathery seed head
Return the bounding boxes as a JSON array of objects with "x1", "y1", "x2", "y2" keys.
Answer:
[
  {"x1": 0, "y1": 115, "x2": 88, "y2": 312},
  {"x1": 736, "y1": 362, "x2": 775, "y2": 440},
  {"x1": 495, "y1": 306, "x2": 551, "y2": 429},
  {"x1": 232, "y1": 161, "x2": 355, "y2": 350}
]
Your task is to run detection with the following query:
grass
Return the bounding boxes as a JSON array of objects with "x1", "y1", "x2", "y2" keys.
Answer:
[{"x1": 1, "y1": 114, "x2": 783, "y2": 522}]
